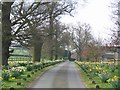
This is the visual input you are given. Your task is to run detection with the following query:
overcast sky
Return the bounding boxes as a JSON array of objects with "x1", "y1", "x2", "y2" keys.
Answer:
[
  {"x1": 60, "y1": 0, "x2": 115, "y2": 42},
  {"x1": 0, "y1": 0, "x2": 117, "y2": 42}
]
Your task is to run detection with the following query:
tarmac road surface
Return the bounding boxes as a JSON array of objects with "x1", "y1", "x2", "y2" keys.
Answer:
[{"x1": 31, "y1": 61, "x2": 86, "y2": 88}]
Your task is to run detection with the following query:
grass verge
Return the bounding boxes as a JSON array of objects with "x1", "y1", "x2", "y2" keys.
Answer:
[
  {"x1": 2, "y1": 62, "x2": 63, "y2": 89},
  {"x1": 75, "y1": 63, "x2": 113, "y2": 89}
]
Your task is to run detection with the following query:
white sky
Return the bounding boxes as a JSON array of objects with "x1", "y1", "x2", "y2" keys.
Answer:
[{"x1": 60, "y1": 0, "x2": 115, "y2": 41}]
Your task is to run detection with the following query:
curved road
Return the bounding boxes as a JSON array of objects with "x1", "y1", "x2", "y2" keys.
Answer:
[{"x1": 31, "y1": 61, "x2": 86, "y2": 88}]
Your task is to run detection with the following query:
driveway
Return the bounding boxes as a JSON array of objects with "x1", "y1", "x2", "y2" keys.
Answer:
[{"x1": 31, "y1": 61, "x2": 85, "y2": 88}]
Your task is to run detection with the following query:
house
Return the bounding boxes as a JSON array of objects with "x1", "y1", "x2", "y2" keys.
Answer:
[{"x1": 102, "y1": 45, "x2": 120, "y2": 62}]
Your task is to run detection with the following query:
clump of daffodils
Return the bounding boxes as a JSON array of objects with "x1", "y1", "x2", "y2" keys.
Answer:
[
  {"x1": 11, "y1": 77, "x2": 15, "y2": 80},
  {"x1": 11, "y1": 66, "x2": 26, "y2": 73},
  {"x1": 106, "y1": 75, "x2": 119, "y2": 83}
]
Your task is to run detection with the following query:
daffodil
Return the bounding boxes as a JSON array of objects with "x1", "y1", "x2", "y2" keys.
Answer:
[
  {"x1": 111, "y1": 78, "x2": 114, "y2": 81},
  {"x1": 10, "y1": 74, "x2": 12, "y2": 77},
  {"x1": 106, "y1": 79, "x2": 111, "y2": 83},
  {"x1": 12, "y1": 77, "x2": 15, "y2": 80},
  {"x1": 0, "y1": 77, "x2": 3, "y2": 80},
  {"x1": 90, "y1": 69, "x2": 92, "y2": 72},
  {"x1": 113, "y1": 75, "x2": 118, "y2": 80},
  {"x1": 96, "y1": 66, "x2": 98, "y2": 70}
]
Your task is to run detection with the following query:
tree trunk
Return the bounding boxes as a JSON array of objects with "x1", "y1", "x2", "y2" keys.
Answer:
[
  {"x1": 48, "y1": 16, "x2": 54, "y2": 60},
  {"x1": 32, "y1": 31, "x2": 43, "y2": 62},
  {"x1": 55, "y1": 54, "x2": 58, "y2": 60},
  {"x1": 33, "y1": 42, "x2": 43, "y2": 62},
  {"x1": 2, "y1": 2, "x2": 13, "y2": 66},
  {"x1": 54, "y1": 29, "x2": 58, "y2": 60}
]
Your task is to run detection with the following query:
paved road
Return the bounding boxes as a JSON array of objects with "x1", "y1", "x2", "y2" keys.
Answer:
[{"x1": 31, "y1": 61, "x2": 85, "y2": 88}]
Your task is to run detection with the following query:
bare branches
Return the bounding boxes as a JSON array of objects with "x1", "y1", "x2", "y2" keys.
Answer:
[{"x1": 69, "y1": 23, "x2": 93, "y2": 60}]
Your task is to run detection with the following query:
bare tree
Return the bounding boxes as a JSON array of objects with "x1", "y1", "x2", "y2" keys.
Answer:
[
  {"x1": 54, "y1": 23, "x2": 71, "y2": 60},
  {"x1": 2, "y1": 1, "x2": 49, "y2": 65},
  {"x1": 42, "y1": 21, "x2": 71, "y2": 60},
  {"x1": 46, "y1": 0, "x2": 76, "y2": 60},
  {"x1": 85, "y1": 39, "x2": 103, "y2": 62},
  {"x1": 70, "y1": 23, "x2": 92, "y2": 60},
  {"x1": 110, "y1": 1, "x2": 120, "y2": 46},
  {"x1": 11, "y1": 2, "x2": 49, "y2": 62}
]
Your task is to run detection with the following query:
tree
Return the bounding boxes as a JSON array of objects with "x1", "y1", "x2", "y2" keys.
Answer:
[
  {"x1": 2, "y1": 1, "x2": 49, "y2": 65},
  {"x1": 110, "y1": 1, "x2": 120, "y2": 46},
  {"x1": 14, "y1": 2, "x2": 49, "y2": 62},
  {"x1": 2, "y1": 2, "x2": 13, "y2": 65},
  {"x1": 70, "y1": 23, "x2": 92, "y2": 60},
  {"x1": 53, "y1": 22, "x2": 70, "y2": 60},
  {"x1": 46, "y1": 0, "x2": 76, "y2": 60},
  {"x1": 0, "y1": 3, "x2": 2, "y2": 66},
  {"x1": 41, "y1": 22, "x2": 71, "y2": 60},
  {"x1": 84, "y1": 39, "x2": 103, "y2": 62}
]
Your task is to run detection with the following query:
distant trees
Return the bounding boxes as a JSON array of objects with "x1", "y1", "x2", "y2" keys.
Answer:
[
  {"x1": 83, "y1": 39, "x2": 103, "y2": 62},
  {"x1": 46, "y1": 0, "x2": 76, "y2": 60},
  {"x1": 66, "y1": 22, "x2": 104, "y2": 62},
  {"x1": 114, "y1": 1, "x2": 120, "y2": 45},
  {"x1": 42, "y1": 21, "x2": 71, "y2": 60}
]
